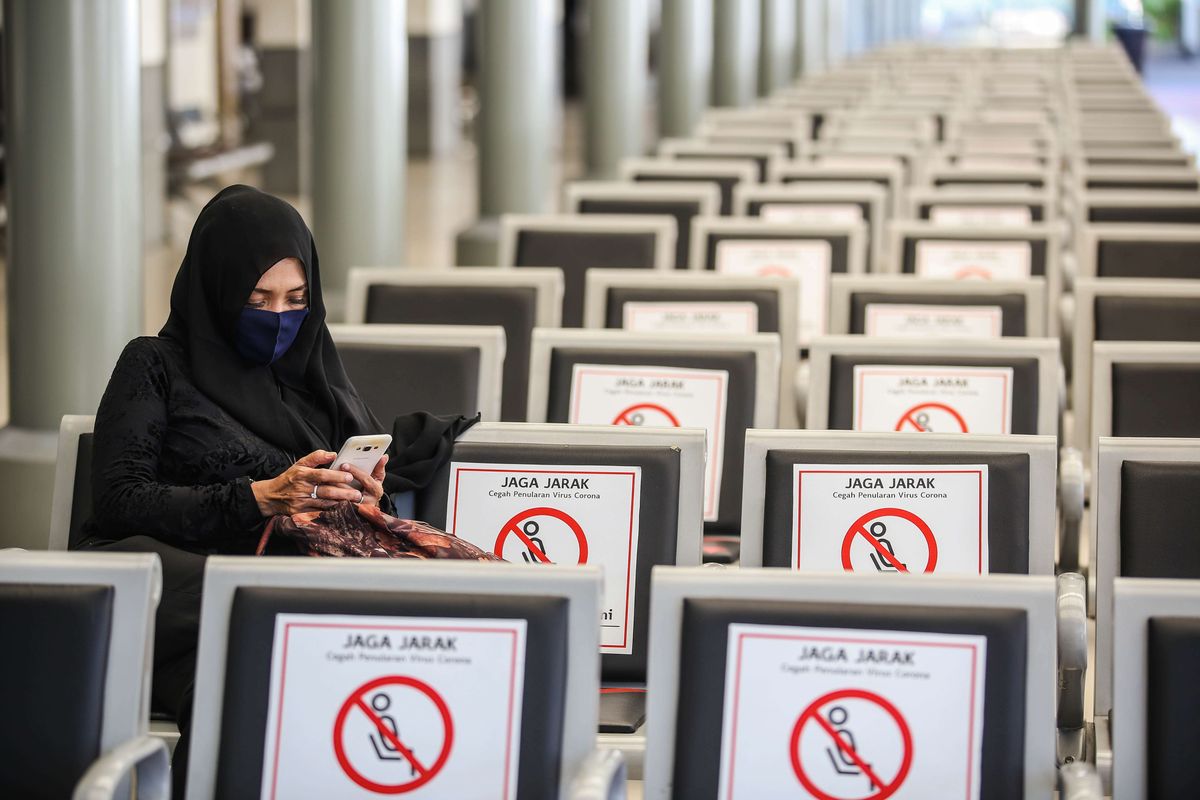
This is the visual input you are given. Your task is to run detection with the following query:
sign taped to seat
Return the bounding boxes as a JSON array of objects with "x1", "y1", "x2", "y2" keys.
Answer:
[
  {"x1": 447, "y1": 462, "x2": 642, "y2": 653},
  {"x1": 791, "y1": 463, "x2": 989, "y2": 575},
  {"x1": 623, "y1": 301, "x2": 759, "y2": 334},
  {"x1": 717, "y1": 624, "x2": 986, "y2": 800},
  {"x1": 715, "y1": 239, "x2": 833, "y2": 345},
  {"x1": 260, "y1": 614, "x2": 526, "y2": 799},
  {"x1": 569, "y1": 364, "x2": 727, "y2": 521},
  {"x1": 852, "y1": 365, "x2": 1014, "y2": 434}
]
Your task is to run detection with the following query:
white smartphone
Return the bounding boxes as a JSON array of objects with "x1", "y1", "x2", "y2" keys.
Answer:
[{"x1": 330, "y1": 434, "x2": 392, "y2": 488}]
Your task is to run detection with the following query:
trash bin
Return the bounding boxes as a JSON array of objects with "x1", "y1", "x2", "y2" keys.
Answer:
[{"x1": 1112, "y1": 24, "x2": 1150, "y2": 73}]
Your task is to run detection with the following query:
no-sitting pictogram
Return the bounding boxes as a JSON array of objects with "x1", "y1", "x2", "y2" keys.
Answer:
[
  {"x1": 840, "y1": 507, "x2": 938, "y2": 574},
  {"x1": 894, "y1": 402, "x2": 969, "y2": 434},
  {"x1": 790, "y1": 688, "x2": 914, "y2": 800},
  {"x1": 611, "y1": 402, "x2": 681, "y2": 427},
  {"x1": 494, "y1": 506, "x2": 589, "y2": 564},
  {"x1": 332, "y1": 675, "x2": 454, "y2": 794}
]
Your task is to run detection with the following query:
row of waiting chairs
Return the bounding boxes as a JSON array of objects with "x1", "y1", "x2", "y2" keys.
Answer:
[{"x1": 9, "y1": 549, "x2": 1200, "y2": 798}]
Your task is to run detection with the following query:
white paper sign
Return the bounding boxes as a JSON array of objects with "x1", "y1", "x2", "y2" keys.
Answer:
[
  {"x1": 863, "y1": 304, "x2": 1003, "y2": 339},
  {"x1": 853, "y1": 365, "x2": 1014, "y2": 434},
  {"x1": 569, "y1": 364, "x2": 727, "y2": 521},
  {"x1": 717, "y1": 624, "x2": 987, "y2": 800},
  {"x1": 914, "y1": 240, "x2": 1032, "y2": 280},
  {"x1": 445, "y1": 462, "x2": 642, "y2": 653},
  {"x1": 261, "y1": 614, "x2": 526, "y2": 800},
  {"x1": 623, "y1": 301, "x2": 759, "y2": 334},
  {"x1": 928, "y1": 205, "x2": 1033, "y2": 227},
  {"x1": 791, "y1": 464, "x2": 989, "y2": 575},
  {"x1": 715, "y1": 239, "x2": 833, "y2": 345},
  {"x1": 760, "y1": 203, "x2": 865, "y2": 226}
]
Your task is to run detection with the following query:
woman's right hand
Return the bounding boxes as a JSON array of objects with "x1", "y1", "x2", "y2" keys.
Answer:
[{"x1": 250, "y1": 450, "x2": 359, "y2": 517}]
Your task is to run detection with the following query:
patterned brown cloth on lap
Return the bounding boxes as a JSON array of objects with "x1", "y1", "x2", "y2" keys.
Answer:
[{"x1": 257, "y1": 501, "x2": 502, "y2": 561}]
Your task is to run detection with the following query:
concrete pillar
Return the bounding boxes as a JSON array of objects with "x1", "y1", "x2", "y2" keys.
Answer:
[
  {"x1": 1184, "y1": 0, "x2": 1200, "y2": 56},
  {"x1": 1, "y1": 0, "x2": 142, "y2": 546},
  {"x1": 408, "y1": 0, "x2": 463, "y2": 156},
  {"x1": 712, "y1": 0, "x2": 760, "y2": 107},
  {"x1": 659, "y1": 0, "x2": 713, "y2": 138},
  {"x1": 798, "y1": 0, "x2": 826, "y2": 76},
  {"x1": 759, "y1": 0, "x2": 797, "y2": 96},
  {"x1": 311, "y1": 0, "x2": 407, "y2": 311},
  {"x1": 1075, "y1": 0, "x2": 1107, "y2": 42},
  {"x1": 456, "y1": 0, "x2": 558, "y2": 265},
  {"x1": 141, "y1": 0, "x2": 168, "y2": 245},
  {"x1": 584, "y1": 0, "x2": 649, "y2": 178}
]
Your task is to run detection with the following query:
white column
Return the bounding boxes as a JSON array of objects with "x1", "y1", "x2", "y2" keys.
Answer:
[
  {"x1": 796, "y1": 0, "x2": 825, "y2": 77},
  {"x1": 311, "y1": 0, "x2": 407, "y2": 310},
  {"x1": 1182, "y1": 0, "x2": 1199, "y2": 54},
  {"x1": 712, "y1": 0, "x2": 761, "y2": 106},
  {"x1": 825, "y1": 0, "x2": 847, "y2": 67},
  {"x1": 584, "y1": 0, "x2": 649, "y2": 177},
  {"x1": 659, "y1": 0, "x2": 713, "y2": 137},
  {"x1": 1, "y1": 0, "x2": 142, "y2": 545},
  {"x1": 759, "y1": 0, "x2": 797, "y2": 96}
]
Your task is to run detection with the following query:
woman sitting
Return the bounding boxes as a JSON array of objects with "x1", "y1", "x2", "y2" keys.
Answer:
[{"x1": 79, "y1": 185, "x2": 474, "y2": 793}]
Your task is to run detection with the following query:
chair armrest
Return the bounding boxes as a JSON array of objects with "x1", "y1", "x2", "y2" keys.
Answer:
[
  {"x1": 73, "y1": 734, "x2": 169, "y2": 800},
  {"x1": 1059, "y1": 760, "x2": 1103, "y2": 800},
  {"x1": 794, "y1": 360, "x2": 810, "y2": 428},
  {"x1": 568, "y1": 748, "x2": 627, "y2": 800},
  {"x1": 1057, "y1": 572, "x2": 1088, "y2": 731},
  {"x1": 1058, "y1": 447, "x2": 1085, "y2": 573}
]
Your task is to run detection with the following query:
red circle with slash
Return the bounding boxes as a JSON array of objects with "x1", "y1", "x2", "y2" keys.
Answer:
[
  {"x1": 494, "y1": 506, "x2": 589, "y2": 564},
  {"x1": 953, "y1": 265, "x2": 994, "y2": 280},
  {"x1": 840, "y1": 507, "x2": 938, "y2": 574},
  {"x1": 756, "y1": 264, "x2": 795, "y2": 278},
  {"x1": 894, "y1": 401, "x2": 969, "y2": 433},
  {"x1": 333, "y1": 675, "x2": 454, "y2": 794},
  {"x1": 611, "y1": 402, "x2": 681, "y2": 427},
  {"x1": 790, "y1": 688, "x2": 914, "y2": 800}
]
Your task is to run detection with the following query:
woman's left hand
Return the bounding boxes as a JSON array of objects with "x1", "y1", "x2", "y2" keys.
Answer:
[{"x1": 336, "y1": 454, "x2": 389, "y2": 506}]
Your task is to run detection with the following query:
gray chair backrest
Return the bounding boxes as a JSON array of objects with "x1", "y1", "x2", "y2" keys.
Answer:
[
  {"x1": 186, "y1": 558, "x2": 602, "y2": 800},
  {"x1": 0, "y1": 551, "x2": 160, "y2": 799},
  {"x1": 619, "y1": 157, "x2": 759, "y2": 216},
  {"x1": 345, "y1": 268, "x2": 562, "y2": 422},
  {"x1": 414, "y1": 422, "x2": 704, "y2": 683},
  {"x1": 1079, "y1": 224, "x2": 1200, "y2": 280},
  {"x1": 1111, "y1": 578, "x2": 1200, "y2": 799},
  {"x1": 642, "y1": 568, "x2": 1058, "y2": 799},
  {"x1": 738, "y1": 430, "x2": 1058, "y2": 574},
  {"x1": 498, "y1": 214, "x2": 677, "y2": 327},
  {"x1": 49, "y1": 414, "x2": 97, "y2": 551},
  {"x1": 329, "y1": 324, "x2": 505, "y2": 422}
]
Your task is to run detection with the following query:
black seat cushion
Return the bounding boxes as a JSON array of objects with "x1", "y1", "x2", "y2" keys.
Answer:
[
  {"x1": 70, "y1": 434, "x2": 96, "y2": 550},
  {"x1": 670, "y1": 598, "x2": 1028, "y2": 799},
  {"x1": 0, "y1": 583, "x2": 113, "y2": 800},
  {"x1": 338, "y1": 343, "x2": 481, "y2": 422},
  {"x1": 1147, "y1": 616, "x2": 1200, "y2": 796},
  {"x1": 901, "y1": 237, "x2": 1048, "y2": 277},
  {"x1": 1119, "y1": 461, "x2": 1200, "y2": 578},
  {"x1": 1087, "y1": 178, "x2": 1200, "y2": 191},
  {"x1": 1095, "y1": 240, "x2": 1200, "y2": 279},
  {"x1": 579, "y1": 198, "x2": 701, "y2": 270},
  {"x1": 1111, "y1": 363, "x2": 1200, "y2": 438},
  {"x1": 933, "y1": 176, "x2": 1045, "y2": 189},
  {"x1": 598, "y1": 689, "x2": 646, "y2": 734},
  {"x1": 604, "y1": 286, "x2": 782, "y2": 334},
  {"x1": 364, "y1": 284, "x2": 539, "y2": 422},
  {"x1": 215, "y1": 588, "x2": 569, "y2": 800},
  {"x1": 701, "y1": 231, "x2": 852, "y2": 274},
  {"x1": 632, "y1": 173, "x2": 739, "y2": 215},
  {"x1": 1094, "y1": 296, "x2": 1200, "y2": 341},
  {"x1": 827, "y1": 354, "x2": 1042, "y2": 434},
  {"x1": 849, "y1": 292, "x2": 1029, "y2": 336},
  {"x1": 1087, "y1": 205, "x2": 1200, "y2": 224},
  {"x1": 546, "y1": 348, "x2": 758, "y2": 536},
  {"x1": 417, "y1": 441, "x2": 681, "y2": 682},
  {"x1": 514, "y1": 229, "x2": 662, "y2": 327},
  {"x1": 761, "y1": 450, "x2": 1031, "y2": 572}
]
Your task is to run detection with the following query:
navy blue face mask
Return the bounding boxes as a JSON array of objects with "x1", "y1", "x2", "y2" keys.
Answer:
[{"x1": 235, "y1": 307, "x2": 309, "y2": 366}]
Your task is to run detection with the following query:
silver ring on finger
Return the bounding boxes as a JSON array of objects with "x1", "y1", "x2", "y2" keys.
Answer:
[
  {"x1": 356, "y1": 490, "x2": 364, "y2": 504},
  {"x1": 310, "y1": 485, "x2": 319, "y2": 500}
]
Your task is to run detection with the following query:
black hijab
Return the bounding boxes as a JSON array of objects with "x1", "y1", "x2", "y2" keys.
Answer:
[{"x1": 160, "y1": 185, "x2": 476, "y2": 492}]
